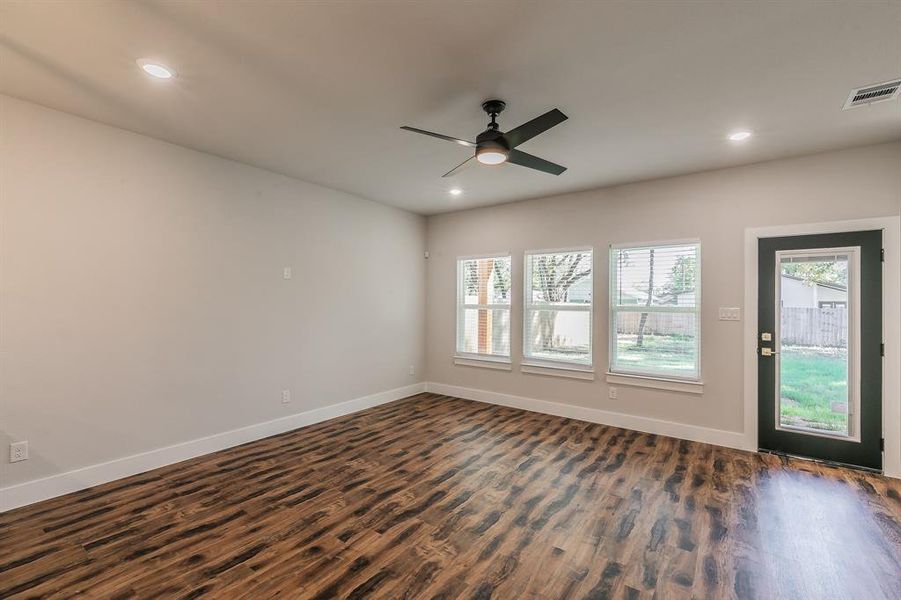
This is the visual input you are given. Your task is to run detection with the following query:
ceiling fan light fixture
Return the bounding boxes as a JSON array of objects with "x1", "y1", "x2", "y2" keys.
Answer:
[
  {"x1": 476, "y1": 140, "x2": 509, "y2": 165},
  {"x1": 476, "y1": 150, "x2": 507, "y2": 165}
]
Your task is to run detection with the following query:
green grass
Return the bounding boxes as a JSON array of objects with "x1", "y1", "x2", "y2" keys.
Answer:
[
  {"x1": 779, "y1": 346, "x2": 848, "y2": 432},
  {"x1": 614, "y1": 334, "x2": 697, "y2": 377},
  {"x1": 615, "y1": 336, "x2": 849, "y2": 433}
]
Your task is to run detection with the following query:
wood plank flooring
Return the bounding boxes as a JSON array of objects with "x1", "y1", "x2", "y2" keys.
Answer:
[{"x1": 1, "y1": 393, "x2": 900, "y2": 599}]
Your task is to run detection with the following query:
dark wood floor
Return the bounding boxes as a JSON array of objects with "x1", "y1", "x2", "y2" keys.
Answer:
[{"x1": 1, "y1": 393, "x2": 900, "y2": 599}]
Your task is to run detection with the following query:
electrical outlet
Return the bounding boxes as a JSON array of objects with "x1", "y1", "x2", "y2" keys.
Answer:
[
  {"x1": 10, "y1": 441, "x2": 28, "y2": 463},
  {"x1": 283, "y1": 267, "x2": 292, "y2": 280},
  {"x1": 408, "y1": 365, "x2": 415, "y2": 376},
  {"x1": 281, "y1": 389, "x2": 291, "y2": 404},
  {"x1": 608, "y1": 387, "x2": 618, "y2": 399}
]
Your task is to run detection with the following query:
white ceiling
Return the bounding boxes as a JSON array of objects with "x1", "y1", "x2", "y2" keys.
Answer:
[{"x1": 2, "y1": 1, "x2": 900, "y2": 215}]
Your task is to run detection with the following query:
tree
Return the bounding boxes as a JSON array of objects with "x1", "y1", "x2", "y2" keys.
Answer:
[
  {"x1": 617, "y1": 248, "x2": 697, "y2": 349},
  {"x1": 532, "y1": 253, "x2": 592, "y2": 351},
  {"x1": 464, "y1": 260, "x2": 511, "y2": 299},
  {"x1": 636, "y1": 248, "x2": 655, "y2": 347},
  {"x1": 782, "y1": 260, "x2": 847, "y2": 287},
  {"x1": 660, "y1": 254, "x2": 696, "y2": 297},
  {"x1": 492, "y1": 259, "x2": 511, "y2": 300},
  {"x1": 632, "y1": 251, "x2": 697, "y2": 347},
  {"x1": 464, "y1": 261, "x2": 478, "y2": 295}
]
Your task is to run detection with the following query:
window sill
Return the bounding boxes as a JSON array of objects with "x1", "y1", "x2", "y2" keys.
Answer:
[
  {"x1": 454, "y1": 356, "x2": 512, "y2": 371},
  {"x1": 521, "y1": 362, "x2": 595, "y2": 381},
  {"x1": 605, "y1": 372, "x2": 704, "y2": 394}
]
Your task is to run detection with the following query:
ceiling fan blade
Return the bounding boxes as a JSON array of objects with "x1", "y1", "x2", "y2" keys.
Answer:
[
  {"x1": 442, "y1": 155, "x2": 475, "y2": 177},
  {"x1": 502, "y1": 108, "x2": 568, "y2": 149},
  {"x1": 400, "y1": 126, "x2": 476, "y2": 148},
  {"x1": 507, "y1": 149, "x2": 567, "y2": 176}
]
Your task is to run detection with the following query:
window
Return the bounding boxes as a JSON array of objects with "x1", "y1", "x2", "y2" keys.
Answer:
[
  {"x1": 523, "y1": 249, "x2": 593, "y2": 368},
  {"x1": 456, "y1": 255, "x2": 512, "y2": 360},
  {"x1": 609, "y1": 242, "x2": 701, "y2": 380}
]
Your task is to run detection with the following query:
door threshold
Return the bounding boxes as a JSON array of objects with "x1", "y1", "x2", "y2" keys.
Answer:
[{"x1": 758, "y1": 448, "x2": 882, "y2": 474}]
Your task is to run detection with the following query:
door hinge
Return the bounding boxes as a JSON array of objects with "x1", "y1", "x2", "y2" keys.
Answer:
[
  {"x1": 881, "y1": 248, "x2": 885, "y2": 262},
  {"x1": 881, "y1": 438, "x2": 885, "y2": 451},
  {"x1": 881, "y1": 342, "x2": 885, "y2": 357}
]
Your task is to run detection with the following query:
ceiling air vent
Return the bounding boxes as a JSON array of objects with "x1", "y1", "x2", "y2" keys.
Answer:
[{"x1": 843, "y1": 79, "x2": 901, "y2": 110}]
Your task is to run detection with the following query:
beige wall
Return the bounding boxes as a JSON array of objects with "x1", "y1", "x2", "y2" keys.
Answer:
[
  {"x1": 426, "y1": 142, "x2": 901, "y2": 433},
  {"x1": 0, "y1": 96, "x2": 426, "y2": 487},
  {"x1": 2, "y1": 92, "x2": 899, "y2": 495}
]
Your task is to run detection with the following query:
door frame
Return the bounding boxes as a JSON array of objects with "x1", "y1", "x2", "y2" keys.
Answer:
[{"x1": 743, "y1": 216, "x2": 901, "y2": 478}]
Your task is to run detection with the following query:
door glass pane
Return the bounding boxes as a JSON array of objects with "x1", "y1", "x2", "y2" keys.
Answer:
[{"x1": 778, "y1": 252, "x2": 850, "y2": 436}]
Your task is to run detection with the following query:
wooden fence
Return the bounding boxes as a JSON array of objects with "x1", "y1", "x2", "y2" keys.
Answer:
[
  {"x1": 780, "y1": 307, "x2": 847, "y2": 348},
  {"x1": 616, "y1": 312, "x2": 695, "y2": 337},
  {"x1": 617, "y1": 307, "x2": 847, "y2": 348}
]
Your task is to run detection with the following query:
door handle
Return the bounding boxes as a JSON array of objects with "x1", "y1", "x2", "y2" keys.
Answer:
[{"x1": 759, "y1": 348, "x2": 779, "y2": 357}]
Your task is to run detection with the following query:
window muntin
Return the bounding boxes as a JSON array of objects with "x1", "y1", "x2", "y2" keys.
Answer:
[
  {"x1": 610, "y1": 242, "x2": 701, "y2": 380},
  {"x1": 456, "y1": 255, "x2": 512, "y2": 359},
  {"x1": 523, "y1": 249, "x2": 593, "y2": 367}
]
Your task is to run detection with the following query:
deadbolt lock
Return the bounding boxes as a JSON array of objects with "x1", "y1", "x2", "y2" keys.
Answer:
[{"x1": 760, "y1": 332, "x2": 772, "y2": 342}]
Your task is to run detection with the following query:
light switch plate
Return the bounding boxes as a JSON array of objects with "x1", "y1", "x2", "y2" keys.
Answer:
[{"x1": 718, "y1": 307, "x2": 741, "y2": 321}]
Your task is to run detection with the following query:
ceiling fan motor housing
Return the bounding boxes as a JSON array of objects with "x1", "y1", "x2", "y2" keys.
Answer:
[
  {"x1": 478, "y1": 100, "x2": 509, "y2": 157},
  {"x1": 481, "y1": 99, "x2": 506, "y2": 116},
  {"x1": 476, "y1": 128, "x2": 508, "y2": 149}
]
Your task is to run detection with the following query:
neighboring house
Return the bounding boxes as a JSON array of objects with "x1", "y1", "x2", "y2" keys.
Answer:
[
  {"x1": 567, "y1": 277, "x2": 592, "y2": 303},
  {"x1": 663, "y1": 290, "x2": 696, "y2": 307},
  {"x1": 616, "y1": 285, "x2": 695, "y2": 307},
  {"x1": 780, "y1": 274, "x2": 847, "y2": 308}
]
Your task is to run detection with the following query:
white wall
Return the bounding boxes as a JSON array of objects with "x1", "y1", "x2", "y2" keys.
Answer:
[
  {"x1": 0, "y1": 96, "x2": 426, "y2": 489},
  {"x1": 426, "y1": 142, "x2": 901, "y2": 434}
]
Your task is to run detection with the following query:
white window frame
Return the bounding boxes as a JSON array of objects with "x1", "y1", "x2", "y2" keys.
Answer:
[
  {"x1": 522, "y1": 247, "x2": 594, "y2": 372},
  {"x1": 455, "y1": 253, "x2": 512, "y2": 364},
  {"x1": 608, "y1": 240, "x2": 702, "y2": 383}
]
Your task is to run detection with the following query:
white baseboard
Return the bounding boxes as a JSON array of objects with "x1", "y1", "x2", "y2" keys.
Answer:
[
  {"x1": 426, "y1": 382, "x2": 749, "y2": 451},
  {"x1": 7, "y1": 379, "x2": 888, "y2": 513},
  {"x1": 0, "y1": 383, "x2": 426, "y2": 512}
]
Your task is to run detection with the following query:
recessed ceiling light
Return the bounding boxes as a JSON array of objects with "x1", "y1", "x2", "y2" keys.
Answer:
[
  {"x1": 137, "y1": 59, "x2": 176, "y2": 79},
  {"x1": 449, "y1": 188, "x2": 463, "y2": 196},
  {"x1": 728, "y1": 130, "x2": 752, "y2": 142}
]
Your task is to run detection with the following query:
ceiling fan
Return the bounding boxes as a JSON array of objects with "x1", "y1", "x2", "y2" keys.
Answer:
[{"x1": 401, "y1": 100, "x2": 568, "y2": 177}]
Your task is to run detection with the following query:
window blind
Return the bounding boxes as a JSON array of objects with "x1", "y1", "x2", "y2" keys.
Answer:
[
  {"x1": 523, "y1": 249, "x2": 593, "y2": 367},
  {"x1": 609, "y1": 242, "x2": 701, "y2": 379},
  {"x1": 456, "y1": 255, "x2": 512, "y2": 358}
]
